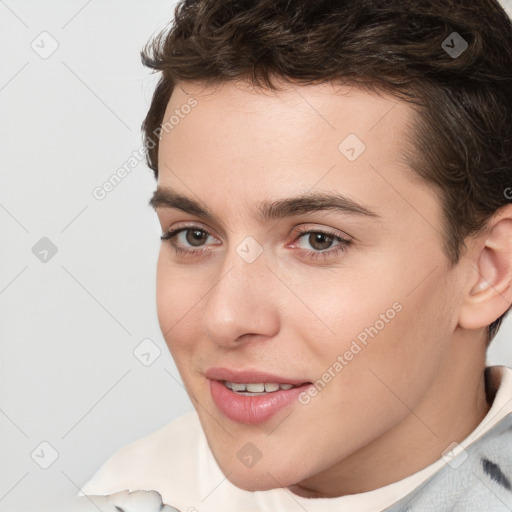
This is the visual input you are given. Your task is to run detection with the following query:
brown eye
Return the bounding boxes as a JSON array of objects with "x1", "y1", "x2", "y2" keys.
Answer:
[
  {"x1": 292, "y1": 227, "x2": 352, "y2": 261},
  {"x1": 307, "y1": 232, "x2": 335, "y2": 251},
  {"x1": 160, "y1": 225, "x2": 219, "y2": 258},
  {"x1": 186, "y1": 229, "x2": 209, "y2": 247}
]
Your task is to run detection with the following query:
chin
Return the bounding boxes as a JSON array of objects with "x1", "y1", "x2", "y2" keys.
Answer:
[
  {"x1": 224, "y1": 469, "x2": 289, "y2": 492},
  {"x1": 215, "y1": 454, "x2": 306, "y2": 492}
]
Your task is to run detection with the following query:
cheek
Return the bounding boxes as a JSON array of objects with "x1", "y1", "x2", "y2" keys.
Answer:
[
  {"x1": 299, "y1": 255, "x2": 451, "y2": 393},
  {"x1": 155, "y1": 252, "x2": 174, "y2": 334},
  {"x1": 287, "y1": 262, "x2": 405, "y2": 352},
  {"x1": 155, "y1": 251, "x2": 199, "y2": 354},
  {"x1": 336, "y1": 273, "x2": 453, "y2": 410}
]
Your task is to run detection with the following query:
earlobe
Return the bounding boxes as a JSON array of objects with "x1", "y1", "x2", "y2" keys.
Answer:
[{"x1": 458, "y1": 208, "x2": 512, "y2": 331}]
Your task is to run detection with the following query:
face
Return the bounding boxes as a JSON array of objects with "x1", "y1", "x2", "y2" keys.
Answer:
[{"x1": 152, "y1": 79, "x2": 466, "y2": 495}]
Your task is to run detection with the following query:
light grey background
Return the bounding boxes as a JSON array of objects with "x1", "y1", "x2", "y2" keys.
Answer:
[{"x1": 1, "y1": 1, "x2": 511, "y2": 511}]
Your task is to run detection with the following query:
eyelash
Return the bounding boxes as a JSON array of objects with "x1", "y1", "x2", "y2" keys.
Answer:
[{"x1": 160, "y1": 224, "x2": 352, "y2": 261}]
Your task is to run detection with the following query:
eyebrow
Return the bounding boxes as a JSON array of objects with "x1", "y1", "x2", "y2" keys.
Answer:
[{"x1": 148, "y1": 186, "x2": 381, "y2": 222}]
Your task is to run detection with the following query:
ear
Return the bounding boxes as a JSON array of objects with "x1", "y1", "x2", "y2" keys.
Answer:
[{"x1": 458, "y1": 204, "x2": 512, "y2": 331}]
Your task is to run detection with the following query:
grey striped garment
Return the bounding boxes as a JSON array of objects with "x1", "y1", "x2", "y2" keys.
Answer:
[{"x1": 383, "y1": 412, "x2": 512, "y2": 511}]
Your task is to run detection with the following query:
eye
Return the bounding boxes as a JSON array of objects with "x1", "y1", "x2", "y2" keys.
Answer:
[
  {"x1": 291, "y1": 226, "x2": 352, "y2": 261},
  {"x1": 160, "y1": 224, "x2": 352, "y2": 261},
  {"x1": 160, "y1": 224, "x2": 219, "y2": 257}
]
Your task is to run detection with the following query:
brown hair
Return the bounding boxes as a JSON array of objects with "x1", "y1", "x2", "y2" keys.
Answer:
[{"x1": 140, "y1": 0, "x2": 512, "y2": 344}]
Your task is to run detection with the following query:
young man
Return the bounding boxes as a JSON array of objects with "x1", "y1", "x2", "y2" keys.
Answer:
[{"x1": 78, "y1": 0, "x2": 512, "y2": 510}]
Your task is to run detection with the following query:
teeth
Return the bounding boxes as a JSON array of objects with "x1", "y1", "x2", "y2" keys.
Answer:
[
  {"x1": 223, "y1": 381, "x2": 302, "y2": 393},
  {"x1": 246, "y1": 383, "x2": 265, "y2": 392}
]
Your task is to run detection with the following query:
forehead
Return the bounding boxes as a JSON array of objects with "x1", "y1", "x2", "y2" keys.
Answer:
[
  {"x1": 158, "y1": 79, "x2": 414, "y2": 174},
  {"x1": 163, "y1": 79, "x2": 411, "y2": 136},
  {"x1": 155, "y1": 79, "x2": 436, "y2": 229}
]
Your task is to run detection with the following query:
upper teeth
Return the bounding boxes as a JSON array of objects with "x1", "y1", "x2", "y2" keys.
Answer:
[{"x1": 224, "y1": 381, "x2": 297, "y2": 392}]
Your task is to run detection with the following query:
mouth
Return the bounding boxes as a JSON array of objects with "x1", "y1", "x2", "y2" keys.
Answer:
[
  {"x1": 205, "y1": 368, "x2": 314, "y2": 424},
  {"x1": 221, "y1": 380, "x2": 311, "y2": 396}
]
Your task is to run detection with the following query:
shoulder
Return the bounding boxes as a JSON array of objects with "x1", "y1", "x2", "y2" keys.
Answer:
[
  {"x1": 394, "y1": 414, "x2": 512, "y2": 512},
  {"x1": 79, "y1": 410, "x2": 201, "y2": 497}
]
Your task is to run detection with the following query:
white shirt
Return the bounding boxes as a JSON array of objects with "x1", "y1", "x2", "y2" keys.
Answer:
[{"x1": 79, "y1": 365, "x2": 512, "y2": 512}]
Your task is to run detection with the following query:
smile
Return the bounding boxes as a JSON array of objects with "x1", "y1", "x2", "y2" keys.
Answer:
[
  {"x1": 222, "y1": 381, "x2": 304, "y2": 395},
  {"x1": 209, "y1": 378, "x2": 313, "y2": 424}
]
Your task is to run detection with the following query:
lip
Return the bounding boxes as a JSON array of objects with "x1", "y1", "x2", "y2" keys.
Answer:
[
  {"x1": 209, "y1": 379, "x2": 312, "y2": 425},
  {"x1": 205, "y1": 367, "x2": 310, "y2": 386},
  {"x1": 205, "y1": 367, "x2": 313, "y2": 425}
]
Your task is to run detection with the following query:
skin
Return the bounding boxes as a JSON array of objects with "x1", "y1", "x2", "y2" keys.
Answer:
[{"x1": 151, "y1": 78, "x2": 512, "y2": 498}]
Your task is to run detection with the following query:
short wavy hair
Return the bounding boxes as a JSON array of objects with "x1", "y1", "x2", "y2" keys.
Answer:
[{"x1": 140, "y1": 0, "x2": 512, "y2": 344}]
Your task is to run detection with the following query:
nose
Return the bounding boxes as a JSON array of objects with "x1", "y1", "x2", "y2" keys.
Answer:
[{"x1": 201, "y1": 244, "x2": 280, "y2": 349}]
